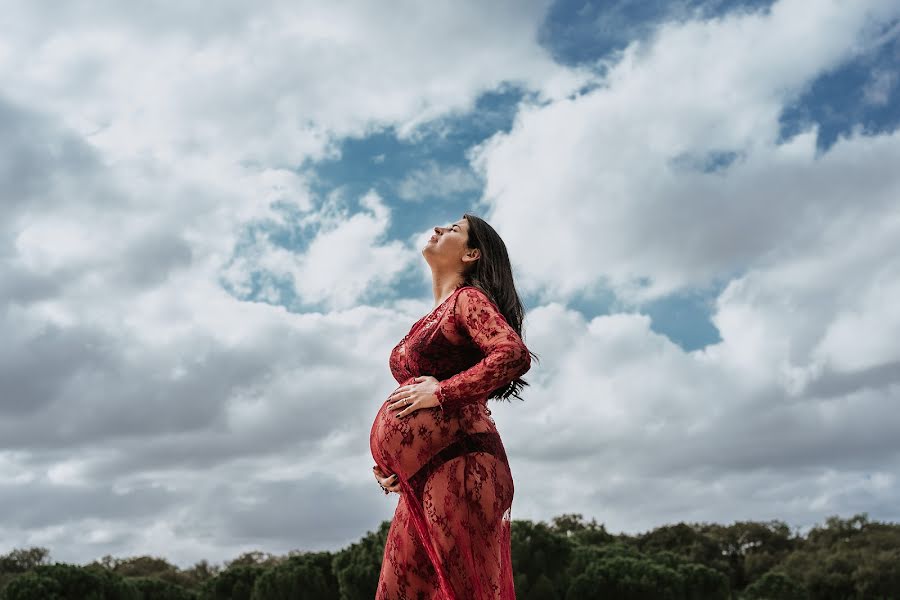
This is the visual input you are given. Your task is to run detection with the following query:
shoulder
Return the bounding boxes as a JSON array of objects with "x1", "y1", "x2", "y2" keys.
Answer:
[
  {"x1": 451, "y1": 286, "x2": 504, "y2": 319},
  {"x1": 454, "y1": 285, "x2": 494, "y2": 307}
]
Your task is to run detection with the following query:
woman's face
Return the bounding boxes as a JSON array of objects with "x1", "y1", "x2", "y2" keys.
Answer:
[{"x1": 424, "y1": 217, "x2": 479, "y2": 268}]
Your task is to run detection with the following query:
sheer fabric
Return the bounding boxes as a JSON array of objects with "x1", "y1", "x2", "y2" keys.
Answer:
[{"x1": 370, "y1": 285, "x2": 531, "y2": 599}]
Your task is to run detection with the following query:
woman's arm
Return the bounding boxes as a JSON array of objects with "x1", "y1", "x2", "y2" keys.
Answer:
[{"x1": 435, "y1": 287, "x2": 531, "y2": 410}]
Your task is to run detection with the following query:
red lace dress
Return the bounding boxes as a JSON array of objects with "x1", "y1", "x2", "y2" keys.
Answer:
[{"x1": 370, "y1": 285, "x2": 532, "y2": 599}]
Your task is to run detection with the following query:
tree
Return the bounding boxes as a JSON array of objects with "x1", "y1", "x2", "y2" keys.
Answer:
[
  {"x1": 805, "y1": 514, "x2": 869, "y2": 549},
  {"x1": 676, "y1": 563, "x2": 729, "y2": 600},
  {"x1": 525, "y1": 573, "x2": 559, "y2": 600},
  {"x1": 550, "y1": 513, "x2": 615, "y2": 547},
  {"x1": 179, "y1": 560, "x2": 221, "y2": 589},
  {"x1": 250, "y1": 555, "x2": 334, "y2": 600},
  {"x1": 286, "y1": 551, "x2": 338, "y2": 595},
  {"x1": 701, "y1": 520, "x2": 797, "y2": 590},
  {"x1": 1, "y1": 572, "x2": 63, "y2": 600},
  {"x1": 332, "y1": 520, "x2": 389, "y2": 600},
  {"x1": 89, "y1": 556, "x2": 188, "y2": 587},
  {"x1": 566, "y1": 555, "x2": 685, "y2": 600},
  {"x1": 511, "y1": 519, "x2": 573, "y2": 598},
  {"x1": 200, "y1": 565, "x2": 264, "y2": 600},
  {"x1": 224, "y1": 552, "x2": 281, "y2": 570},
  {"x1": 131, "y1": 577, "x2": 197, "y2": 600},
  {"x1": 636, "y1": 522, "x2": 724, "y2": 569},
  {"x1": 742, "y1": 570, "x2": 806, "y2": 600},
  {"x1": 4, "y1": 564, "x2": 139, "y2": 600},
  {"x1": 853, "y1": 548, "x2": 900, "y2": 599},
  {"x1": 0, "y1": 549, "x2": 51, "y2": 575}
]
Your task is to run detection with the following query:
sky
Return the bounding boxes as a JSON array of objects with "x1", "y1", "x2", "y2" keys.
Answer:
[{"x1": 1, "y1": 0, "x2": 899, "y2": 569}]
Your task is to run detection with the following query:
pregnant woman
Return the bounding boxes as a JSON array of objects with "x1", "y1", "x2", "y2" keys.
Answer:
[{"x1": 370, "y1": 213, "x2": 535, "y2": 600}]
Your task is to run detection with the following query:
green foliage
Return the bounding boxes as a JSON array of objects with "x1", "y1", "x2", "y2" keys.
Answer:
[
  {"x1": 224, "y1": 552, "x2": 281, "y2": 570},
  {"x1": 526, "y1": 573, "x2": 559, "y2": 600},
  {"x1": 78, "y1": 554, "x2": 218, "y2": 594},
  {"x1": 200, "y1": 564, "x2": 264, "y2": 600},
  {"x1": 550, "y1": 513, "x2": 615, "y2": 547},
  {"x1": 0, "y1": 563, "x2": 138, "y2": 600},
  {"x1": 0, "y1": 549, "x2": 51, "y2": 575},
  {"x1": 636, "y1": 522, "x2": 724, "y2": 569},
  {"x1": 514, "y1": 573, "x2": 529, "y2": 595},
  {"x1": 511, "y1": 519, "x2": 573, "y2": 597},
  {"x1": 250, "y1": 553, "x2": 336, "y2": 599},
  {"x1": 777, "y1": 513, "x2": 900, "y2": 599},
  {"x1": 805, "y1": 514, "x2": 869, "y2": 549},
  {"x1": 743, "y1": 570, "x2": 807, "y2": 600},
  {"x1": 807, "y1": 553, "x2": 857, "y2": 600},
  {"x1": 1, "y1": 512, "x2": 898, "y2": 599},
  {"x1": 1, "y1": 572, "x2": 63, "y2": 600},
  {"x1": 131, "y1": 577, "x2": 197, "y2": 600},
  {"x1": 176, "y1": 561, "x2": 220, "y2": 590},
  {"x1": 632, "y1": 518, "x2": 802, "y2": 592},
  {"x1": 566, "y1": 555, "x2": 685, "y2": 600},
  {"x1": 566, "y1": 542, "x2": 642, "y2": 581},
  {"x1": 676, "y1": 563, "x2": 730, "y2": 600},
  {"x1": 0, "y1": 548, "x2": 53, "y2": 595},
  {"x1": 286, "y1": 551, "x2": 339, "y2": 595},
  {"x1": 90, "y1": 555, "x2": 204, "y2": 590},
  {"x1": 703, "y1": 520, "x2": 797, "y2": 590},
  {"x1": 332, "y1": 520, "x2": 389, "y2": 600},
  {"x1": 853, "y1": 549, "x2": 900, "y2": 599}
]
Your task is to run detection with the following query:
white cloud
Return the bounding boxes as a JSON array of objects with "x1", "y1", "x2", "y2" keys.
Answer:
[
  {"x1": 0, "y1": 0, "x2": 592, "y2": 566},
  {"x1": 493, "y1": 298, "x2": 900, "y2": 533},
  {"x1": 229, "y1": 190, "x2": 416, "y2": 309},
  {"x1": 396, "y1": 161, "x2": 482, "y2": 202},
  {"x1": 465, "y1": 0, "x2": 900, "y2": 534},
  {"x1": 0, "y1": 0, "x2": 588, "y2": 165},
  {"x1": 472, "y1": 0, "x2": 900, "y2": 302}
]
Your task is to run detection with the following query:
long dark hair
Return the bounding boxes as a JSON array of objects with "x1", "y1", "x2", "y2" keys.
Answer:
[{"x1": 460, "y1": 213, "x2": 539, "y2": 402}]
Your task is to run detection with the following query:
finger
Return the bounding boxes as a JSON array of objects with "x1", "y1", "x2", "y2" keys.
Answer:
[
  {"x1": 388, "y1": 385, "x2": 411, "y2": 400},
  {"x1": 390, "y1": 395, "x2": 415, "y2": 411},
  {"x1": 390, "y1": 381, "x2": 420, "y2": 397}
]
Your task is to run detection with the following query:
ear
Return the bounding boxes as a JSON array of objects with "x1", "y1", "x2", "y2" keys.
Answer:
[{"x1": 463, "y1": 248, "x2": 480, "y2": 263}]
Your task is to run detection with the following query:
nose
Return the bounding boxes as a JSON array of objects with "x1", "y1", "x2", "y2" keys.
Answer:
[{"x1": 433, "y1": 226, "x2": 441, "y2": 235}]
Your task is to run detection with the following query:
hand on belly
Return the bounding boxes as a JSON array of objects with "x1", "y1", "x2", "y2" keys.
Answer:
[{"x1": 385, "y1": 375, "x2": 441, "y2": 418}]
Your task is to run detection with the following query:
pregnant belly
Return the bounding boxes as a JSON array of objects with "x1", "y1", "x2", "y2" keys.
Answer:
[{"x1": 369, "y1": 395, "x2": 462, "y2": 480}]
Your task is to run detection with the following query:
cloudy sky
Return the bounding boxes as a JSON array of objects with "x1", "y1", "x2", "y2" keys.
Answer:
[{"x1": 2, "y1": 0, "x2": 899, "y2": 569}]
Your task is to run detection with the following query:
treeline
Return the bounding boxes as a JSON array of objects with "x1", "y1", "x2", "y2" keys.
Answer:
[{"x1": 1, "y1": 512, "x2": 897, "y2": 599}]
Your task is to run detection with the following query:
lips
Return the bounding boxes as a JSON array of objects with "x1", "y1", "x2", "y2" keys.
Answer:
[{"x1": 429, "y1": 235, "x2": 438, "y2": 242}]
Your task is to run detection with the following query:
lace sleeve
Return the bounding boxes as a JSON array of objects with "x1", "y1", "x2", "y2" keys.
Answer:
[{"x1": 435, "y1": 287, "x2": 531, "y2": 410}]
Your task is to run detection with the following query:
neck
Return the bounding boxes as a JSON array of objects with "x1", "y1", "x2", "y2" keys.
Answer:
[{"x1": 430, "y1": 270, "x2": 465, "y2": 308}]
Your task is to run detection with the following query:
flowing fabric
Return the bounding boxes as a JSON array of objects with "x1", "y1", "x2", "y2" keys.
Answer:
[{"x1": 370, "y1": 284, "x2": 532, "y2": 599}]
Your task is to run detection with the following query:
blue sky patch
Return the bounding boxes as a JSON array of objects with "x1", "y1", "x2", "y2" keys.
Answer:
[
  {"x1": 779, "y1": 20, "x2": 900, "y2": 152},
  {"x1": 539, "y1": 0, "x2": 774, "y2": 67}
]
